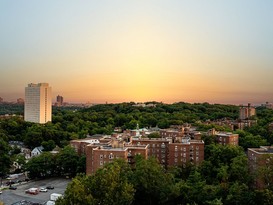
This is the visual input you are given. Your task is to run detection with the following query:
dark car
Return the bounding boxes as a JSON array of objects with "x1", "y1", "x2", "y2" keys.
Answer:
[
  {"x1": 9, "y1": 186, "x2": 17, "y2": 190},
  {"x1": 46, "y1": 186, "x2": 54, "y2": 189}
]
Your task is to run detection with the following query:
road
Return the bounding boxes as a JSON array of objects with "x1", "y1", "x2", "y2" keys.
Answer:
[{"x1": 0, "y1": 178, "x2": 71, "y2": 205}]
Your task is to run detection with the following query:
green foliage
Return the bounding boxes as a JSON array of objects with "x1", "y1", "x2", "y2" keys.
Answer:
[
  {"x1": 0, "y1": 138, "x2": 11, "y2": 175},
  {"x1": 2, "y1": 102, "x2": 273, "y2": 204},
  {"x1": 25, "y1": 146, "x2": 82, "y2": 178},
  {"x1": 0, "y1": 103, "x2": 23, "y2": 115},
  {"x1": 239, "y1": 134, "x2": 268, "y2": 150},
  {"x1": 147, "y1": 132, "x2": 160, "y2": 138},
  {"x1": 129, "y1": 156, "x2": 176, "y2": 204},
  {"x1": 0, "y1": 102, "x2": 239, "y2": 150},
  {"x1": 56, "y1": 146, "x2": 80, "y2": 177},
  {"x1": 41, "y1": 140, "x2": 56, "y2": 151},
  {"x1": 25, "y1": 152, "x2": 56, "y2": 178},
  {"x1": 57, "y1": 161, "x2": 135, "y2": 205}
]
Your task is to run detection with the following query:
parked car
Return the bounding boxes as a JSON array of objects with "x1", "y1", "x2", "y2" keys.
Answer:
[
  {"x1": 25, "y1": 188, "x2": 39, "y2": 195},
  {"x1": 46, "y1": 186, "x2": 54, "y2": 190},
  {"x1": 9, "y1": 186, "x2": 17, "y2": 190},
  {"x1": 40, "y1": 187, "x2": 48, "y2": 192}
]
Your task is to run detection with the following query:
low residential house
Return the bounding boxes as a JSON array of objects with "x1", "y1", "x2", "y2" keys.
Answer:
[{"x1": 31, "y1": 146, "x2": 44, "y2": 157}]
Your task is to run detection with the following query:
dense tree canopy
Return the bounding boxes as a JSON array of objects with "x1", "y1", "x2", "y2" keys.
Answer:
[
  {"x1": 1, "y1": 103, "x2": 273, "y2": 204},
  {"x1": 24, "y1": 145, "x2": 85, "y2": 179}
]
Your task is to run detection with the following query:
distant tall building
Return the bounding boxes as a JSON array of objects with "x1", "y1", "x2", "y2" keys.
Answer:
[
  {"x1": 24, "y1": 83, "x2": 52, "y2": 124},
  {"x1": 0, "y1": 97, "x2": 3, "y2": 103},
  {"x1": 56, "y1": 95, "x2": 63, "y2": 107},
  {"x1": 239, "y1": 103, "x2": 256, "y2": 120}
]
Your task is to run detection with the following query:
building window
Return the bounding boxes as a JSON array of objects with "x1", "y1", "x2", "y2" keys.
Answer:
[
  {"x1": 184, "y1": 147, "x2": 186, "y2": 152},
  {"x1": 100, "y1": 161, "x2": 103, "y2": 166},
  {"x1": 183, "y1": 153, "x2": 186, "y2": 158},
  {"x1": 109, "y1": 153, "x2": 114, "y2": 159},
  {"x1": 100, "y1": 155, "x2": 103, "y2": 159},
  {"x1": 174, "y1": 158, "x2": 178, "y2": 163},
  {"x1": 196, "y1": 151, "x2": 199, "y2": 156},
  {"x1": 175, "y1": 146, "x2": 178, "y2": 151},
  {"x1": 196, "y1": 157, "x2": 199, "y2": 161},
  {"x1": 196, "y1": 146, "x2": 199, "y2": 150},
  {"x1": 161, "y1": 143, "x2": 166, "y2": 148}
]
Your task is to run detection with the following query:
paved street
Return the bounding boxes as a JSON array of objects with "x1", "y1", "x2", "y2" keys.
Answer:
[{"x1": 0, "y1": 178, "x2": 71, "y2": 205}]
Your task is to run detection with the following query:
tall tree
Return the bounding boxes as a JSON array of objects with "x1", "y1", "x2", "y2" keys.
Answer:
[{"x1": 0, "y1": 138, "x2": 11, "y2": 176}]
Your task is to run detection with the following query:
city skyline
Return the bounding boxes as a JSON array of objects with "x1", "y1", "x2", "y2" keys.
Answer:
[{"x1": 1, "y1": 1, "x2": 273, "y2": 104}]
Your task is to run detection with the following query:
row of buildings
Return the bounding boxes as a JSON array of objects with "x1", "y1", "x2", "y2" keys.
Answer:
[
  {"x1": 70, "y1": 125, "x2": 240, "y2": 175},
  {"x1": 70, "y1": 128, "x2": 273, "y2": 189}
]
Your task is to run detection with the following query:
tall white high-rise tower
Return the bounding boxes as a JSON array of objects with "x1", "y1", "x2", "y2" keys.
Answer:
[{"x1": 24, "y1": 83, "x2": 52, "y2": 123}]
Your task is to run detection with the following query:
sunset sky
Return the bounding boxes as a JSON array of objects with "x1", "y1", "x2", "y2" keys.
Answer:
[{"x1": 1, "y1": 1, "x2": 273, "y2": 104}]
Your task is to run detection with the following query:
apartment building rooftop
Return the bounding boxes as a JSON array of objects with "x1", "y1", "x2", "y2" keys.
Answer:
[
  {"x1": 216, "y1": 132, "x2": 236, "y2": 137},
  {"x1": 248, "y1": 146, "x2": 273, "y2": 154}
]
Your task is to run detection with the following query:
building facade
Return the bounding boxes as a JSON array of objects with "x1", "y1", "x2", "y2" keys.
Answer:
[
  {"x1": 216, "y1": 133, "x2": 239, "y2": 146},
  {"x1": 248, "y1": 146, "x2": 273, "y2": 189},
  {"x1": 239, "y1": 103, "x2": 256, "y2": 120},
  {"x1": 168, "y1": 138, "x2": 204, "y2": 167},
  {"x1": 24, "y1": 83, "x2": 52, "y2": 123},
  {"x1": 56, "y1": 95, "x2": 64, "y2": 106},
  {"x1": 71, "y1": 134, "x2": 204, "y2": 175}
]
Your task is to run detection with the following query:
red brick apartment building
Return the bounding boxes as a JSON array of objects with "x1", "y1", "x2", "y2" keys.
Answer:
[
  {"x1": 86, "y1": 139, "x2": 149, "y2": 174},
  {"x1": 168, "y1": 138, "x2": 204, "y2": 167},
  {"x1": 216, "y1": 133, "x2": 239, "y2": 146},
  {"x1": 248, "y1": 146, "x2": 273, "y2": 189},
  {"x1": 71, "y1": 134, "x2": 204, "y2": 175}
]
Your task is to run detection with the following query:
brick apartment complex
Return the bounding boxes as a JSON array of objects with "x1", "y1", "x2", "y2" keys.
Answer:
[
  {"x1": 215, "y1": 133, "x2": 239, "y2": 146},
  {"x1": 70, "y1": 138, "x2": 101, "y2": 156},
  {"x1": 71, "y1": 133, "x2": 204, "y2": 175},
  {"x1": 168, "y1": 138, "x2": 204, "y2": 167},
  {"x1": 248, "y1": 146, "x2": 273, "y2": 189}
]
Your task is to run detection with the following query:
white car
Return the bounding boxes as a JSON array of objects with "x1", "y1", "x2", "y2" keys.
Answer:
[{"x1": 40, "y1": 187, "x2": 48, "y2": 192}]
